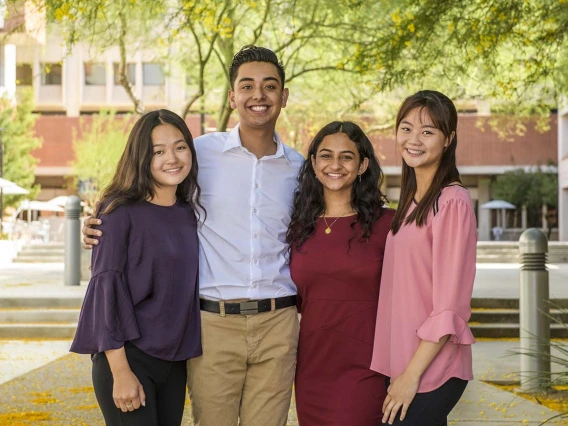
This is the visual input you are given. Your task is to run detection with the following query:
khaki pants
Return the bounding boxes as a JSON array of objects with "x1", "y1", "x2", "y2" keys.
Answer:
[{"x1": 187, "y1": 305, "x2": 299, "y2": 426}]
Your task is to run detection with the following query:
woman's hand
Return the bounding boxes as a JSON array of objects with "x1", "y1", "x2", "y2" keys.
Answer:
[
  {"x1": 82, "y1": 216, "x2": 102, "y2": 248},
  {"x1": 112, "y1": 369, "x2": 146, "y2": 412},
  {"x1": 382, "y1": 370, "x2": 420, "y2": 424}
]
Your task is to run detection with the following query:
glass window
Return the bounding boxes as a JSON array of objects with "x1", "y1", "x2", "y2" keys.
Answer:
[
  {"x1": 113, "y1": 63, "x2": 136, "y2": 85},
  {"x1": 143, "y1": 63, "x2": 164, "y2": 86},
  {"x1": 84, "y1": 62, "x2": 106, "y2": 86},
  {"x1": 41, "y1": 63, "x2": 62, "y2": 85},
  {"x1": 16, "y1": 64, "x2": 33, "y2": 85}
]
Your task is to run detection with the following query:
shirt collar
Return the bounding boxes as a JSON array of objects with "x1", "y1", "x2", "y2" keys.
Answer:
[{"x1": 222, "y1": 123, "x2": 292, "y2": 166}]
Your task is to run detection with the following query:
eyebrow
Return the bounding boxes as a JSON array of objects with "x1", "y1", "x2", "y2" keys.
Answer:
[
  {"x1": 152, "y1": 139, "x2": 186, "y2": 147},
  {"x1": 400, "y1": 119, "x2": 437, "y2": 129},
  {"x1": 318, "y1": 148, "x2": 356, "y2": 155},
  {"x1": 237, "y1": 76, "x2": 280, "y2": 85}
]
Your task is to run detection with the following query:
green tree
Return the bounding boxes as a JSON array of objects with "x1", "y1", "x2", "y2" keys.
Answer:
[
  {"x1": 492, "y1": 166, "x2": 558, "y2": 210},
  {"x1": 0, "y1": 89, "x2": 42, "y2": 211},
  {"x1": 71, "y1": 110, "x2": 133, "y2": 206}
]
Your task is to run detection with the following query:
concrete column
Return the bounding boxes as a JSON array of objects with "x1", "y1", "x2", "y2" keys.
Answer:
[
  {"x1": 521, "y1": 205, "x2": 528, "y2": 229},
  {"x1": 558, "y1": 103, "x2": 568, "y2": 241},
  {"x1": 3, "y1": 44, "x2": 16, "y2": 100},
  {"x1": 542, "y1": 204, "x2": 548, "y2": 231},
  {"x1": 64, "y1": 46, "x2": 81, "y2": 117},
  {"x1": 477, "y1": 178, "x2": 491, "y2": 241}
]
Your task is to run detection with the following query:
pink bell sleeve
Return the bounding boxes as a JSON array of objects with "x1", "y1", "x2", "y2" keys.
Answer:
[{"x1": 415, "y1": 198, "x2": 477, "y2": 345}]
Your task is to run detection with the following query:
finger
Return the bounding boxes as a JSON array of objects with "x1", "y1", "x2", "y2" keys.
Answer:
[
  {"x1": 382, "y1": 395, "x2": 391, "y2": 413},
  {"x1": 382, "y1": 401, "x2": 395, "y2": 424},
  {"x1": 85, "y1": 227, "x2": 102, "y2": 237},
  {"x1": 86, "y1": 218, "x2": 102, "y2": 226},
  {"x1": 119, "y1": 401, "x2": 128, "y2": 413},
  {"x1": 126, "y1": 401, "x2": 135, "y2": 412},
  {"x1": 83, "y1": 243, "x2": 93, "y2": 249},
  {"x1": 388, "y1": 402, "x2": 402, "y2": 425},
  {"x1": 400, "y1": 402, "x2": 409, "y2": 421},
  {"x1": 131, "y1": 396, "x2": 141, "y2": 410},
  {"x1": 138, "y1": 383, "x2": 146, "y2": 407},
  {"x1": 113, "y1": 398, "x2": 121, "y2": 410}
]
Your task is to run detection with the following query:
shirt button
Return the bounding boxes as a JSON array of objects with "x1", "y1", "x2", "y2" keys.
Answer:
[
  {"x1": 255, "y1": 183, "x2": 259, "y2": 189},
  {"x1": 252, "y1": 283, "x2": 257, "y2": 288},
  {"x1": 254, "y1": 234, "x2": 258, "y2": 238},
  {"x1": 253, "y1": 208, "x2": 257, "y2": 214},
  {"x1": 253, "y1": 259, "x2": 258, "y2": 264}
]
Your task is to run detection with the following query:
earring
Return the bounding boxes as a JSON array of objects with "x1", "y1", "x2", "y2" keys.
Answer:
[{"x1": 358, "y1": 173, "x2": 362, "y2": 182}]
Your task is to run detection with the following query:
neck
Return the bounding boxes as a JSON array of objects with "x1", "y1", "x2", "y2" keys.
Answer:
[
  {"x1": 323, "y1": 189, "x2": 354, "y2": 216},
  {"x1": 413, "y1": 166, "x2": 437, "y2": 202},
  {"x1": 148, "y1": 186, "x2": 177, "y2": 206},
  {"x1": 238, "y1": 124, "x2": 277, "y2": 158}
]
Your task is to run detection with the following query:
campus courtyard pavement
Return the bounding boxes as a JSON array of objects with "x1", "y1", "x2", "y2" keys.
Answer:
[{"x1": 1, "y1": 261, "x2": 567, "y2": 425}]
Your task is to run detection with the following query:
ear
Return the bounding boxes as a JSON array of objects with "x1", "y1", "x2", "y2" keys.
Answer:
[
  {"x1": 311, "y1": 154, "x2": 316, "y2": 170},
  {"x1": 228, "y1": 89, "x2": 236, "y2": 110},
  {"x1": 445, "y1": 131, "x2": 456, "y2": 149},
  {"x1": 359, "y1": 157, "x2": 370, "y2": 175},
  {"x1": 281, "y1": 88, "x2": 289, "y2": 108}
]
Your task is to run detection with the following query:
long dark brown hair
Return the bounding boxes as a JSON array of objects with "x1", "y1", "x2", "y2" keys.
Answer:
[
  {"x1": 391, "y1": 90, "x2": 461, "y2": 234},
  {"x1": 287, "y1": 121, "x2": 388, "y2": 251},
  {"x1": 96, "y1": 109, "x2": 204, "y2": 218}
]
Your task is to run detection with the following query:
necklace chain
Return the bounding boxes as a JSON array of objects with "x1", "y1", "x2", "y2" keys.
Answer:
[{"x1": 322, "y1": 209, "x2": 354, "y2": 234}]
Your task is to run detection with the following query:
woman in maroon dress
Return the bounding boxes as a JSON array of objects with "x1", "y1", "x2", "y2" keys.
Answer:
[{"x1": 287, "y1": 121, "x2": 393, "y2": 426}]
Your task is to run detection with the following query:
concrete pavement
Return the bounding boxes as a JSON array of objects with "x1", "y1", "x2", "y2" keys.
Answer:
[{"x1": 1, "y1": 260, "x2": 567, "y2": 425}]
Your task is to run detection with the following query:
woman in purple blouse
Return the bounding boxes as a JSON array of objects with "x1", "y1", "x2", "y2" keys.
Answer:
[
  {"x1": 70, "y1": 110, "x2": 204, "y2": 426},
  {"x1": 371, "y1": 91, "x2": 476, "y2": 425}
]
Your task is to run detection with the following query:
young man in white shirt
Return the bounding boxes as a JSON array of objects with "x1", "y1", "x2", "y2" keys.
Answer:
[{"x1": 83, "y1": 46, "x2": 304, "y2": 426}]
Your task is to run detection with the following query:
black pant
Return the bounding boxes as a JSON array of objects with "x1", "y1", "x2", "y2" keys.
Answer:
[
  {"x1": 92, "y1": 342, "x2": 187, "y2": 426},
  {"x1": 383, "y1": 377, "x2": 467, "y2": 426}
]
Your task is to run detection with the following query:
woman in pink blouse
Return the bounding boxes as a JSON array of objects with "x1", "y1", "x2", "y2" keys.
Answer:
[{"x1": 371, "y1": 90, "x2": 476, "y2": 425}]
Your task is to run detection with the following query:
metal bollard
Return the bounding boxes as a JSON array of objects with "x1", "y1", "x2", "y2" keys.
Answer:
[
  {"x1": 64, "y1": 195, "x2": 81, "y2": 286},
  {"x1": 519, "y1": 228, "x2": 550, "y2": 392}
]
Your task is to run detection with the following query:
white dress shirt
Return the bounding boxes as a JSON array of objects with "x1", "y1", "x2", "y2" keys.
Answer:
[{"x1": 194, "y1": 123, "x2": 304, "y2": 301}]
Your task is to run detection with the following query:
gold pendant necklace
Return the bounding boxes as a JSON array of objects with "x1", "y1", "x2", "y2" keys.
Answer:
[{"x1": 322, "y1": 209, "x2": 354, "y2": 234}]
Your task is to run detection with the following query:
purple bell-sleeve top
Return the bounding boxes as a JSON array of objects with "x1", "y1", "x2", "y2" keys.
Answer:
[{"x1": 70, "y1": 199, "x2": 201, "y2": 362}]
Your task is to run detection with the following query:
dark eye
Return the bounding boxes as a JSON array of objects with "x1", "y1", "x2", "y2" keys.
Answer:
[
  {"x1": 177, "y1": 145, "x2": 188, "y2": 150},
  {"x1": 153, "y1": 150, "x2": 163, "y2": 155},
  {"x1": 400, "y1": 127, "x2": 410, "y2": 132}
]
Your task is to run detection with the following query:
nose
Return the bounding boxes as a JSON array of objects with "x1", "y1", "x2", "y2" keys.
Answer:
[
  {"x1": 164, "y1": 148, "x2": 178, "y2": 163},
  {"x1": 329, "y1": 157, "x2": 342, "y2": 169},
  {"x1": 252, "y1": 86, "x2": 265, "y2": 100}
]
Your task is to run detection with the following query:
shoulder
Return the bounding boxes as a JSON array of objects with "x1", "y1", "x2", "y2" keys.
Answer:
[
  {"x1": 282, "y1": 144, "x2": 305, "y2": 169},
  {"x1": 194, "y1": 132, "x2": 228, "y2": 152},
  {"x1": 371, "y1": 207, "x2": 395, "y2": 232},
  {"x1": 438, "y1": 185, "x2": 473, "y2": 210}
]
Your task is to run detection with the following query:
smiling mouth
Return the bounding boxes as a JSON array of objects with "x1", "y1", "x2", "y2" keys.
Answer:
[
  {"x1": 249, "y1": 105, "x2": 269, "y2": 112},
  {"x1": 325, "y1": 173, "x2": 345, "y2": 179},
  {"x1": 406, "y1": 148, "x2": 424, "y2": 155},
  {"x1": 163, "y1": 167, "x2": 182, "y2": 173}
]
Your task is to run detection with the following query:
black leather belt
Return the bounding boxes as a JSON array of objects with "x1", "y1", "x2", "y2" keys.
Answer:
[{"x1": 200, "y1": 296, "x2": 297, "y2": 315}]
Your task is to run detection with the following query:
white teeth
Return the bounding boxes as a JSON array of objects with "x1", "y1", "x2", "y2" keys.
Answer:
[
  {"x1": 164, "y1": 168, "x2": 181, "y2": 173},
  {"x1": 250, "y1": 106, "x2": 268, "y2": 111},
  {"x1": 407, "y1": 149, "x2": 424, "y2": 155},
  {"x1": 327, "y1": 173, "x2": 343, "y2": 178}
]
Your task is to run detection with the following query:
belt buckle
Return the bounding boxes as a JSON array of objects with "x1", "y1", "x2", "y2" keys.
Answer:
[{"x1": 240, "y1": 301, "x2": 259, "y2": 315}]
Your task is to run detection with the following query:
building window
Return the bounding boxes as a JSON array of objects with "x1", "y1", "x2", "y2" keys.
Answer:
[
  {"x1": 143, "y1": 63, "x2": 164, "y2": 85},
  {"x1": 41, "y1": 63, "x2": 62, "y2": 85},
  {"x1": 16, "y1": 64, "x2": 33, "y2": 85},
  {"x1": 113, "y1": 63, "x2": 136, "y2": 85},
  {"x1": 84, "y1": 62, "x2": 106, "y2": 85}
]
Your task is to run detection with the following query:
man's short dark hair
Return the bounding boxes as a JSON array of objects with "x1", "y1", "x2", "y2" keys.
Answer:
[{"x1": 229, "y1": 45, "x2": 285, "y2": 89}]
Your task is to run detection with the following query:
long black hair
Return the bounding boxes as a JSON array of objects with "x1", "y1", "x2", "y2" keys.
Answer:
[
  {"x1": 287, "y1": 121, "x2": 387, "y2": 251},
  {"x1": 391, "y1": 90, "x2": 460, "y2": 234},
  {"x1": 96, "y1": 109, "x2": 204, "y2": 219}
]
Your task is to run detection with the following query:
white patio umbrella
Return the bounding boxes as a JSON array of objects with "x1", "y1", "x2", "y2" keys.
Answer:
[
  {"x1": 0, "y1": 177, "x2": 30, "y2": 195},
  {"x1": 481, "y1": 199, "x2": 516, "y2": 229}
]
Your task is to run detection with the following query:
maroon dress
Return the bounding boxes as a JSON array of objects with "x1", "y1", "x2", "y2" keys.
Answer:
[{"x1": 290, "y1": 210, "x2": 393, "y2": 426}]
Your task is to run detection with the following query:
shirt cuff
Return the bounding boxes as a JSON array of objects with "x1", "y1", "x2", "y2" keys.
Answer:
[{"x1": 416, "y1": 310, "x2": 475, "y2": 345}]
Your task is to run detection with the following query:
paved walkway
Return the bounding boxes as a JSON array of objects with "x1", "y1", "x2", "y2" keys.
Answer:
[{"x1": 1, "y1": 261, "x2": 567, "y2": 425}]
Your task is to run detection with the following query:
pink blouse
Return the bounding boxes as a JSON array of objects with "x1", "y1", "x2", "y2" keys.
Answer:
[{"x1": 370, "y1": 185, "x2": 476, "y2": 392}]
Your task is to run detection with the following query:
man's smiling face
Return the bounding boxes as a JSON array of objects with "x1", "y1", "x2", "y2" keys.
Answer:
[{"x1": 229, "y1": 61, "x2": 289, "y2": 131}]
